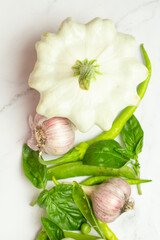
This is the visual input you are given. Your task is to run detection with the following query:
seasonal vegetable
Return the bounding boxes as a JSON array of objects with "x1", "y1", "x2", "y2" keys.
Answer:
[
  {"x1": 23, "y1": 16, "x2": 152, "y2": 240},
  {"x1": 119, "y1": 114, "x2": 144, "y2": 194},
  {"x1": 29, "y1": 18, "x2": 148, "y2": 132},
  {"x1": 47, "y1": 161, "x2": 136, "y2": 180},
  {"x1": 80, "y1": 176, "x2": 152, "y2": 186},
  {"x1": 37, "y1": 184, "x2": 86, "y2": 230},
  {"x1": 81, "y1": 178, "x2": 133, "y2": 223},
  {"x1": 72, "y1": 181, "x2": 118, "y2": 240},
  {"x1": 22, "y1": 145, "x2": 135, "y2": 188},
  {"x1": 38, "y1": 43, "x2": 151, "y2": 167},
  {"x1": 27, "y1": 114, "x2": 75, "y2": 155},
  {"x1": 63, "y1": 233, "x2": 101, "y2": 240}
]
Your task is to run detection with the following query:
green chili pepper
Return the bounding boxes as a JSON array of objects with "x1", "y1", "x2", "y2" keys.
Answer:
[
  {"x1": 47, "y1": 161, "x2": 136, "y2": 180},
  {"x1": 64, "y1": 231, "x2": 100, "y2": 240},
  {"x1": 80, "y1": 176, "x2": 152, "y2": 186},
  {"x1": 39, "y1": 44, "x2": 151, "y2": 166},
  {"x1": 97, "y1": 220, "x2": 118, "y2": 240}
]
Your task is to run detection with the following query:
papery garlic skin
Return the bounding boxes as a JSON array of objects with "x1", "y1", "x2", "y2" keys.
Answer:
[
  {"x1": 29, "y1": 18, "x2": 148, "y2": 132},
  {"x1": 27, "y1": 114, "x2": 75, "y2": 155},
  {"x1": 27, "y1": 114, "x2": 47, "y2": 151},
  {"x1": 91, "y1": 178, "x2": 132, "y2": 223}
]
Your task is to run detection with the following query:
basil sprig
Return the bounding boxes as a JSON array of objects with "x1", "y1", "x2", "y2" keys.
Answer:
[
  {"x1": 121, "y1": 114, "x2": 144, "y2": 155},
  {"x1": 37, "y1": 184, "x2": 86, "y2": 231},
  {"x1": 82, "y1": 115, "x2": 145, "y2": 194},
  {"x1": 120, "y1": 114, "x2": 144, "y2": 194}
]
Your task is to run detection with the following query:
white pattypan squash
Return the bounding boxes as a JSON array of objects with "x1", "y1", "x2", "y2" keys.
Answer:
[{"x1": 29, "y1": 18, "x2": 148, "y2": 132}]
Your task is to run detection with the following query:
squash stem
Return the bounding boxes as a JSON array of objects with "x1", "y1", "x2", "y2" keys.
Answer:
[{"x1": 72, "y1": 58, "x2": 102, "y2": 90}]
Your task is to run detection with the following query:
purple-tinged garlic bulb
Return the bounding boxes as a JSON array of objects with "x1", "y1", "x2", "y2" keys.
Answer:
[
  {"x1": 27, "y1": 114, "x2": 75, "y2": 155},
  {"x1": 83, "y1": 178, "x2": 134, "y2": 223}
]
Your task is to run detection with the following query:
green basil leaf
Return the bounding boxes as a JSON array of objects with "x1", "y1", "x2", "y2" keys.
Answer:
[
  {"x1": 41, "y1": 217, "x2": 64, "y2": 240},
  {"x1": 83, "y1": 140, "x2": 129, "y2": 168},
  {"x1": 72, "y1": 181, "x2": 105, "y2": 239},
  {"x1": 37, "y1": 190, "x2": 49, "y2": 208},
  {"x1": 135, "y1": 136, "x2": 144, "y2": 155},
  {"x1": 37, "y1": 184, "x2": 86, "y2": 231},
  {"x1": 115, "y1": 147, "x2": 135, "y2": 159},
  {"x1": 22, "y1": 144, "x2": 47, "y2": 189},
  {"x1": 121, "y1": 115, "x2": 144, "y2": 154}
]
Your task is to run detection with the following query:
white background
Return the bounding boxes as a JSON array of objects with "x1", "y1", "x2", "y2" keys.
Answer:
[{"x1": 0, "y1": 0, "x2": 160, "y2": 239}]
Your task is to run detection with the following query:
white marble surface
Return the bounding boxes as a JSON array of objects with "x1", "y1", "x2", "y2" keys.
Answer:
[{"x1": 0, "y1": 0, "x2": 160, "y2": 239}]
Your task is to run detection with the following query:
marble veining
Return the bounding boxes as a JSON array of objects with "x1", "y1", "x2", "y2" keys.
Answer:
[
  {"x1": 117, "y1": 0, "x2": 160, "y2": 25},
  {"x1": 0, "y1": 88, "x2": 32, "y2": 113}
]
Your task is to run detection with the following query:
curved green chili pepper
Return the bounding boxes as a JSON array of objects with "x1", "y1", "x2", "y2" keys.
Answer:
[
  {"x1": 47, "y1": 161, "x2": 136, "y2": 180},
  {"x1": 98, "y1": 220, "x2": 118, "y2": 240},
  {"x1": 40, "y1": 44, "x2": 151, "y2": 166},
  {"x1": 38, "y1": 142, "x2": 88, "y2": 166},
  {"x1": 80, "y1": 176, "x2": 152, "y2": 186}
]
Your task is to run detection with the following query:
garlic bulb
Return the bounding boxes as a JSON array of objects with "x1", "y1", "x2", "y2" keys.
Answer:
[
  {"x1": 83, "y1": 178, "x2": 134, "y2": 223},
  {"x1": 27, "y1": 114, "x2": 75, "y2": 155}
]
